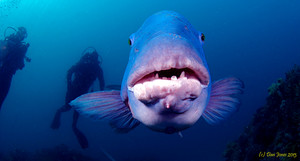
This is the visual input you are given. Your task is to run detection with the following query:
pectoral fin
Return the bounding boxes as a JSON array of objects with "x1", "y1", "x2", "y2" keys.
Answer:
[
  {"x1": 70, "y1": 90, "x2": 140, "y2": 133},
  {"x1": 203, "y1": 77, "x2": 244, "y2": 124}
]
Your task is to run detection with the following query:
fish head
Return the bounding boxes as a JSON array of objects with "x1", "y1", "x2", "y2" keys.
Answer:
[{"x1": 121, "y1": 11, "x2": 211, "y2": 133}]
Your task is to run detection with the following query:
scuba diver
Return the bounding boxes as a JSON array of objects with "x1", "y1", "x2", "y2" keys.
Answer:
[
  {"x1": 0, "y1": 26, "x2": 31, "y2": 110},
  {"x1": 50, "y1": 47, "x2": 105, "y2": 149}
]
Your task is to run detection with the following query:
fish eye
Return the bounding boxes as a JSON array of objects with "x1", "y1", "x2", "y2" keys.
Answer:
[
  {"x1": 128, "y1": 33, "x2": 135, "y2": 46},
  {"x1": 201, "y1": 33, "x2": 205, "y2": 41},
  {"x1": 128, "y1": 39, "x2": 132, "y2": 46}
]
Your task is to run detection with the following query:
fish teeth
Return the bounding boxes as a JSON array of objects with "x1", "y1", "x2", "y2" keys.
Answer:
[
  {"x1": 155, "y1": 73, "x2": 159, "y2": 79},
  {"x1": 171, "y1": 76, "x2": 177, "y2": 80},
  {"x1": 128, "y1": 86, "x2": 134, "y2": 92},
  {"x1": 180, "y1": 71, "x2": 185, "y2": 78}
]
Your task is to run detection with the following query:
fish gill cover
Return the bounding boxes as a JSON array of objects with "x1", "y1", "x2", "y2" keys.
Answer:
[{"x1": 223, "y1": 65, "x2": 300, "y2": 161}]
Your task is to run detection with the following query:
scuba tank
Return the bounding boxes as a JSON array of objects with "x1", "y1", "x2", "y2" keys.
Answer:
[
  {"x1": 0, "y1": 26, "x2": 15, "y2": 68},
  {"x1": 0, "y1": 26, "x2": 31, "y2": 68}
]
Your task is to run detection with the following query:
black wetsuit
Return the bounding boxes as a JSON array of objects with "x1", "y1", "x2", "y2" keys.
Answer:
[
  {"x1": 0, "y1": 37, "x2": 29, "y2": 110},
  {"x1": 51, "y1": 57, "x2": 104, "y2": 149}
]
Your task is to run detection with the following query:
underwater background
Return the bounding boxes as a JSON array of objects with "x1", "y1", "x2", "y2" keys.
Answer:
[{"x1": 0, "y1": 0, "x2": 299, "y2": 160}]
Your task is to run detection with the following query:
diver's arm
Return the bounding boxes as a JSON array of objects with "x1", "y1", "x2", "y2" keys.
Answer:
[
  {"x1": 18, "y1": 43, "x2": 30, "y2": 70},
  {"x1": 98, "y1": 68, "x2": 105, "y2": 90}
]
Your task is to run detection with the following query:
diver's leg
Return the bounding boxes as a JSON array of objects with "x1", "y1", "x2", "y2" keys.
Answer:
[
  {"x1": 0, "y1": 74, "x2": 12, "y2": 111},
  {"x1": 72, "y1": 111, "x2": 89, "y2": 149},
  {"x1": 50, "y1": 104, "x2": 72, "y2": 129},
  {"x1": 50, "y1": 87, "x2": 75, "y2": 129}
]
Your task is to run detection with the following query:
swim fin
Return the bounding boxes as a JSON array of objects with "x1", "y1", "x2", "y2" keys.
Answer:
[
  {"x1": 73, "y1": 127, "x2": 89, "y2": 149},
  {"x1": 50, "y1": 110, "x2": 61, "y2": 129}
]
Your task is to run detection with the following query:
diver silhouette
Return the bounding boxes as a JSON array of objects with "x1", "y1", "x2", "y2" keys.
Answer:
[
  {"x1": 0, "y1": 26, "x2": 31, "y2": 110},
  {"x1": 50, "y1": 47, "x2": 105, "y2": 149}
]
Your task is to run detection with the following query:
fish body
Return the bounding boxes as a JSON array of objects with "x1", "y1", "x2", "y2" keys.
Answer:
[{"x1": 71, "y1": 11, "x2": 243, "y2": 134}]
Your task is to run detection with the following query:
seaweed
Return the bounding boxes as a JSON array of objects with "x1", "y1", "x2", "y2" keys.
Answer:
[{"x1": 224, "y1": 65, "x2": 300, "y2": 161}]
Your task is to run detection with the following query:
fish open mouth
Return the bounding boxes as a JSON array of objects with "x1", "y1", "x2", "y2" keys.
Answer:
[
  {"x1": 128, "y1": 64, "x2": 209, "y2": 105},
  {"x1": 134, "y1": 68, "x2": 200, "y2": 85}
]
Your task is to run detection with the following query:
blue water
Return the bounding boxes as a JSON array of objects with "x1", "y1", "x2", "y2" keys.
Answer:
[{"x1": 0, "y1": 0, "x2": 299, "y2": 160}]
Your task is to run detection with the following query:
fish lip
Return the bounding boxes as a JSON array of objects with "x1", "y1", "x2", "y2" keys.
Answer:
[{"x1": 127, "y1": 59, "x2": 210, "y2": 88}]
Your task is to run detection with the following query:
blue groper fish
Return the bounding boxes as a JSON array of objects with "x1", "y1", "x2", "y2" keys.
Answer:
[{"x1": 70, "y1": 11, "x2": 244, "y2": 134}]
